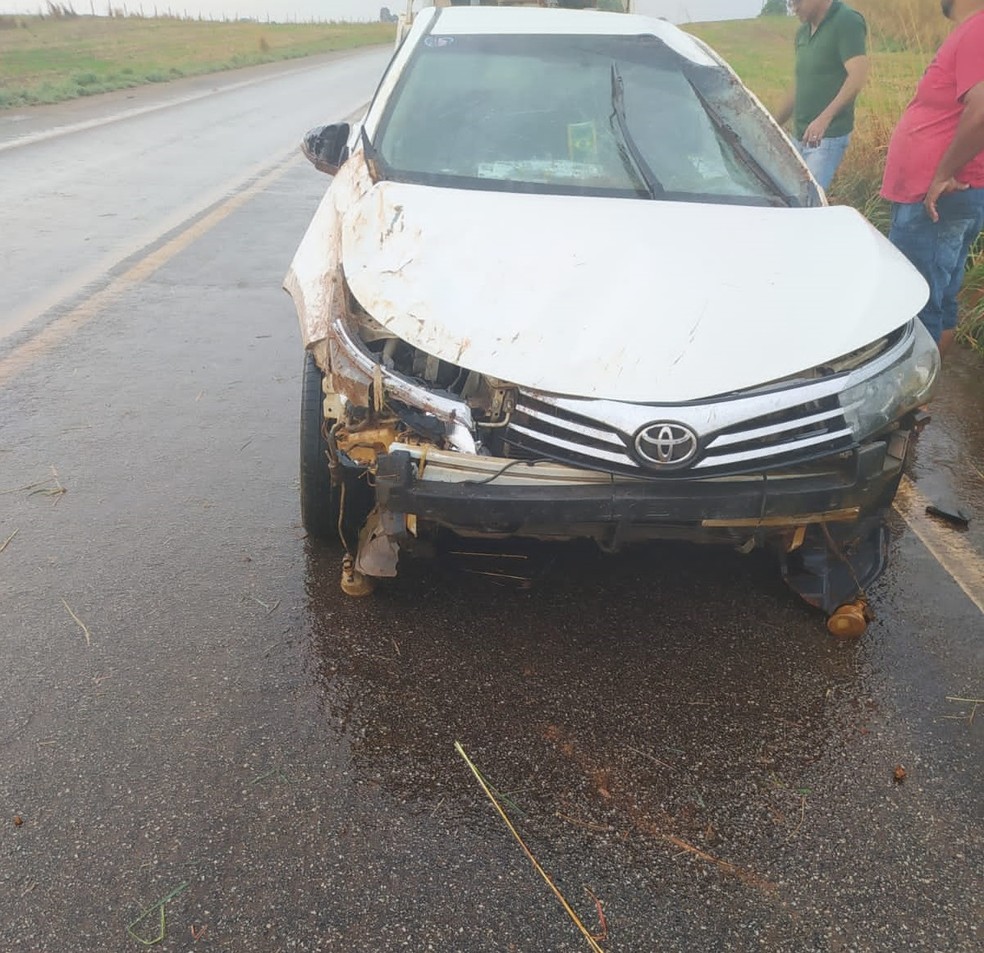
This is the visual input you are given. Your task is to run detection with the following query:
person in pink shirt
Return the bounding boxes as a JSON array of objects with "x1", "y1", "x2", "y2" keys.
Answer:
[{"x1": 882, "y1": 0, "x2": 984, "y2": 355}]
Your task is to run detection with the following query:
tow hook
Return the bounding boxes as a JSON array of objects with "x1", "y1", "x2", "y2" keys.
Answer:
[
  {"x1": 340, "y1": 552, "x2": 375, "y2": 597},
  {"x1": 826, "y1": 598, "x2": 870, "y2": 638},
  {"x1": 778, "y1": 516, "x2": 887, "y2": 638}
]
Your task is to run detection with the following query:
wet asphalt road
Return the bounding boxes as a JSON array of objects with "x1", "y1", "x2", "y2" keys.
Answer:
[{"x1": 1, "y1": 53, "x2": 982, "y2": 953}]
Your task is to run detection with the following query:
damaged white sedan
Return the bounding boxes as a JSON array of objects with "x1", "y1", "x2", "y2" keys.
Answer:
[{"x1": 284, "y1": 5, "x2": 939, "y2": 635}]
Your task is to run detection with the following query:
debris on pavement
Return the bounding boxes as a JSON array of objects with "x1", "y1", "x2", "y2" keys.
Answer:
[
  {"x1": 925, "y1": 496, "x2": 972, "y2": 527},
  {"x1": 2, "y1": 466, "x2": 66, "y2": 504},
  {"x1": 0, "y1": 529, "x2": 19, "y2": 554},
  {"x1": 250, "y1": 766, "x2": 294, "y2": 786},
  {"x1": 945, "y1": 695, "x2": 983, "y2": 725},
  {"x1": 455, "y1": 741, "x2": 606, "y2": 953},
  {"x1": 249, "y1": 595, "x2": 281, "y2": 614},
  {"x1": 126, "y1": 881, "x2": 189, "y2": 947},
  {"x1": 584, "y1": 886, "x2": 608, "y2": 944},
  {"x1": 61, "y1": 599, "x2": 92, "y2": 647},
  {"x1": 893, "y1": 765, "x2": 907, "y2": 784}
]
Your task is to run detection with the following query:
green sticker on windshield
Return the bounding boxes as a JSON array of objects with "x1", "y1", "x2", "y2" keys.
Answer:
[{"x1": 567, "y1": 122, "x2": 598, "y2": 163}]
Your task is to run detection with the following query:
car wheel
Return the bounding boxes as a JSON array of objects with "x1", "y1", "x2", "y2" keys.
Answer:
[{"x1": 300, "y1": 351, "x2": 340, "y2": 541}]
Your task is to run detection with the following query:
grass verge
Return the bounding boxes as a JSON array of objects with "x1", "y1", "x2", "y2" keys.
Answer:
[{"x1": 0, "y1": 14, "x2": 395, "y2": 110}]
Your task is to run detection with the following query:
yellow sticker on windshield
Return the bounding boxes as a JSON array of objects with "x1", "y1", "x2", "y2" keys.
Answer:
[{"x1": 567, "y1": 122, "x2": 598, "y2": 163}]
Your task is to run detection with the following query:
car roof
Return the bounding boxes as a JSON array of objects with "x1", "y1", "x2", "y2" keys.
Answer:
[{"x1": 426, "y1": 6, "x2": 717, "y2": 66}]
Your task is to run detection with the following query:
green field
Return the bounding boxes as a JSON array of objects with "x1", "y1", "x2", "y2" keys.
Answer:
[{"x1": 0, "y1": 13, "x2": 395, "y2": 109}]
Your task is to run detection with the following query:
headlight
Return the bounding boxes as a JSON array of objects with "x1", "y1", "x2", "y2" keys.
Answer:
[{"x1": 840, "y1": 321, "x2": 940, "y2": 440}]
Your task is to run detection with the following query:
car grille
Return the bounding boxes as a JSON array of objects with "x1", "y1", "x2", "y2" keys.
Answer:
[
  {"x1": 505, "y1": 391, "x2": 855, "y2": 479},
  {"x1": 506, "y1": 394, "x2": 640, "y2": 474}
]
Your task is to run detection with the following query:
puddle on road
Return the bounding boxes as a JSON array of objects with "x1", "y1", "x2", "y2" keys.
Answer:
[
  {"x1": 292, "y1": 525, "x2": 981, "y2": 948},
  {"x1": 301, "y1": 539, "x2": 876, "y2": 886}
]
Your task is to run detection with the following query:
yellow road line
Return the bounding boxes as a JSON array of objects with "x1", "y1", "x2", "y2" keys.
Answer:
[
  {"x1": 893, "y1": 475, "x2": 984, "y2": 615},
  {"x1": 0, "y1": 152, "x2": 300, "y2": 386}
]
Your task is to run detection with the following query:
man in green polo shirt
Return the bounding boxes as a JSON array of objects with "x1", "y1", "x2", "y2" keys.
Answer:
[{"x1": 775, "y1": 0, "x2": 869, "y2": 190}]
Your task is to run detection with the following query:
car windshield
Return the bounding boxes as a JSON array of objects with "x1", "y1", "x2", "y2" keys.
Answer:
[{"x1": 372, "y1": 32, "x2": 794, "y2": 205}]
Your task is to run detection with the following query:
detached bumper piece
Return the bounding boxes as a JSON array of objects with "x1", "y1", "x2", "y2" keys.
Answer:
[{"x1": 778, "y1": 515, "x2": 888, "y2": 619}]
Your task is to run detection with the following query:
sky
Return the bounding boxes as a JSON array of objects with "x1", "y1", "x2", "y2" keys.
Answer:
[{"x1": 0, "y1": 0, "x2": 765, "y2": 24}]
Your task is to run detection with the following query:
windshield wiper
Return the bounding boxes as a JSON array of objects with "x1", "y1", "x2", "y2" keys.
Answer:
[{"x1": 609, "y1": 62, "x2": 663, "y2": 199}]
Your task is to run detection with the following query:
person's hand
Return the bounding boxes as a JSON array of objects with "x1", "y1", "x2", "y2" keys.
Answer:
[
  {"x1": 801, "y1": 115, "x2": 831, "y2": 148},
  {"x1": 924, "y1": 176, "x2": 969, "y2": 222}
]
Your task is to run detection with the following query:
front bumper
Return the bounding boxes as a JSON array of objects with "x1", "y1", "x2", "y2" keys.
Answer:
[{"x1": 375, "y1": 433, "x2": 909, "y2": 542}]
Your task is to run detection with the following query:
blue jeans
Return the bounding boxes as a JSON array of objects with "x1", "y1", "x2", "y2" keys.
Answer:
[
  {"x1": 795, "y1": 134, "x2": 851, "y2": 191},
  {"x1": 888, "y1": 189, "x2": 984, "y2": 343}
]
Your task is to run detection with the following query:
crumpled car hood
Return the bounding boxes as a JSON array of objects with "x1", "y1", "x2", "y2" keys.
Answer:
[{"x1": 338, "y1": 181, "x2": 928, "y2": 404}]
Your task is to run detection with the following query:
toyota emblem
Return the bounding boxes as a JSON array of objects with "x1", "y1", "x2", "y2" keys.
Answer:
[{"x1": 635, "y1": 422, "x2": 698, "y2": 468}]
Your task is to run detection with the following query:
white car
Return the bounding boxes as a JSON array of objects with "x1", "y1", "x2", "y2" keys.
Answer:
[{"x1": 285, "y1": 5, "x2": 938, "y2": 636}]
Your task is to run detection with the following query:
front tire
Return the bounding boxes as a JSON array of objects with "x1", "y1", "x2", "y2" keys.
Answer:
[{"x1": 300, "y1": 352, "x2": 340, "y2": 541}]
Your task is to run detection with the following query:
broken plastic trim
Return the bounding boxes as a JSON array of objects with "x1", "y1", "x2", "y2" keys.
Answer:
[
  {"x1": 330, "y1": 313, "x2": 477, "y2": 453},
  {"x1": 779, "y1": 515, "x2": 889, "y2": 615}
]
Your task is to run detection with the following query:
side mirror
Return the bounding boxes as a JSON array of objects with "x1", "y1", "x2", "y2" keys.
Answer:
[{"x1": 301, "y1": 123, "x2": 351, "y2": 175}]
